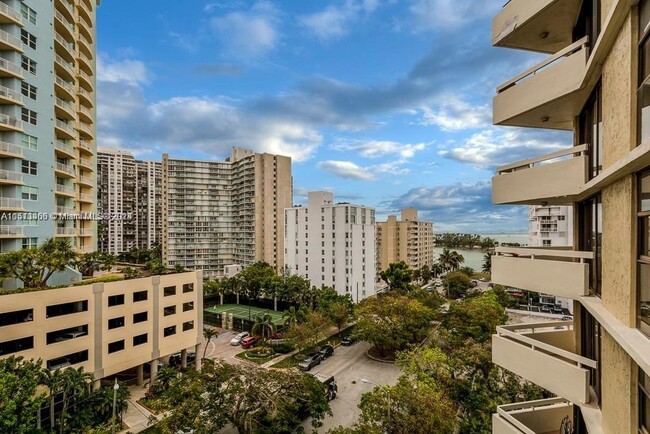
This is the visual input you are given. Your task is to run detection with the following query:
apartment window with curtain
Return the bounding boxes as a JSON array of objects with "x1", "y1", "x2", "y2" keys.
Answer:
[
  {"x1": 579, "y1": 195, "x2": 603, "y2": 296},
  {"x1": 578, "y1": 83, "x2": 603, "y2": 178},
  {"x1": 637, "y1": 170, "x2": 650, "y2": 337},
  {"x1": 638, "y1": 0, "x2": 650, "y2": 145}
]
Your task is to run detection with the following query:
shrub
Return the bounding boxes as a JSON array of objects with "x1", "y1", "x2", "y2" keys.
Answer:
[
  {"x1": 271, "y1": 342, "x2": 295, "y2": 354},
  {"x1": 247, "y1": 347, "x2": 275, "y2": 358},
  {"x1": 73, "y1": 275, "x2": 124, "y2": 286}
]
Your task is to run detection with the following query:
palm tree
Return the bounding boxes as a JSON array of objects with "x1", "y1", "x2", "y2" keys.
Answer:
[
  {"x1": 482, "y1": 253, "x2": 492, "y2": 273},
  {"x1": 252, "y1": 313, "x2": 275, "y2": 342},
  {"x1": 438, "y1": 248, "x2": 454, "y2": 272},
  {"x1": 155, "y1": 366, "x2": 178, "y2": 389},
  {"x1": 203, "y1": 327, "x2": 219, "y2": 360},
  {"x1": 58, "y1": 367, "x2": 93, "y2": 432},
  {"x1": 282, "y1": 306, "x2": 303, "y2": 327}
]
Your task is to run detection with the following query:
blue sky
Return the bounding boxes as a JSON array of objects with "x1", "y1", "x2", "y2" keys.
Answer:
[{"x1": 96, "y1": 0, "x2": 570, "y2": 233}]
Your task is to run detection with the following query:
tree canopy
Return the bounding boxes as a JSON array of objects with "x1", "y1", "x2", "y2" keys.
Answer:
[
  {"x1": 443, "y1": 270, "x2": 473, "y2": 299},
  {"x1": 0, "y1": 238, "x2": 77, "y2": 288},
  {"x1": 379, "y1": 261, "x2": 413, "y2": 292}
]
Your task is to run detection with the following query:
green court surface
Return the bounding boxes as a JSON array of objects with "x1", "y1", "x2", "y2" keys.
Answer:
[{"x1": 204, "y1": 304, "x2": 284, "y2": 325}]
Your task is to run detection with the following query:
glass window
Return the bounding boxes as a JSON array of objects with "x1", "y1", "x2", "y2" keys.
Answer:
[
  {"x1": 46, "y1": 300, "x2": 88, "y2": 318},
  {"x1": 182, "y1": 283, "x2": 194, "y2": 293},
  {"x1": 638, "y1": 170, "x2": 650, "y2": 336},
  {"x1": 21, "y1": 186, "x2": 37, "y2": 201},
  {"x1": 21, "y1": 237, "x2": 37, "y2": 249},
  {"x1": 133, "y1": 290, "x2": 148, "y2": 302},
  {"x1": 107, "y1": 294, "x2": 124, "y2": 307},
  {"x1": 21, "y1": 56, "x2": 36, "y2": 75},
  {"x1": 133, "y1": 333, "x2": 148, "y2": 346},
  {"x1": 163, "y1": 325, "x2": 176, "y2": 337},
  {"x1": 183, "y1": 301, "x2": 194, "y2": 312},
  {"x1": 46, "y1": 325, "x2": 88, "y2": 344},
  {"x1": 21, "y1": 108, "x2": 36, "y2": 125},
  {"x1": 21, "y1": 82, "x2": 36, "y2": 100},
  {"x1": 0, "y1": 336, "x2": 34, "y2": 355},
  {"x1": 579, "y1": 195, "x2": 602, "y2": 296},
  {"x1": 20, "y1": 134, "x2": 37, "y2": 150},
  {"x1": 0, "y1": 309, "x2": 33, "y2": 327},
  {"x1": 640, "y1": 1, "x2": 650, "y2": 146},
  {"x1": 20, "y1": 4, "x2": 36, "y2": 24},
  {"x1": 163, "y1": 285, "x2": 176, "y2": 296},
  {"x1": 108, "y1": 316, "x2": 125, "y2": 330},
  {"x1": 20, "y1": 30, "x2": 36, "y2": 49},
  {"x1": 578, "y1": 83, "x2": 602, "y2": 178},
  {"x1": 580, "y1": 307, "x2": 601, "y2": 404},
  {"x1": 108, "y1": 340, "x2": 125, "y2": 354},
  {"x1": 183, "y1": 321, "x2": 194, "y2": 331},
  {"x1": 164, "y1": 305, "x2": 176, "y2": 316},
  {"x1": 47, "y1": 350, "x2": 88, "y2": 370},
  {"x1": 21, "y1": 160, "x2": 37, "y2": 175},
  {"x1": 133, "y1": 311, "x2": 148, "y2": 323}
]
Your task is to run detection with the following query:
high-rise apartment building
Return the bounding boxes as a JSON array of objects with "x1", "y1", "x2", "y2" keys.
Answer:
[
  {"x1": 0, "y1": 0, "x2": 97, "y2": 257},
  {"x1": 284, "y1": 191, "x2": 376, "y2": 302},
  {"x1": 528, "y1": 205, "x2": 574, "y2": 247},
  {"x1": 490, "y1": 1, "x2": 650, "y2": 432},
  {"x1": 162, "y1": 148, "x2": 292, "y2": 279},
  {"x1": 376, "y1": 208, "x2": 434, "y2": 275},
  {"x1": 97, "y1": 148, "x2": 161, "y2": 254}
]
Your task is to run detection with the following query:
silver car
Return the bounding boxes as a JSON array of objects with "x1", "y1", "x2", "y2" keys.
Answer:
[{"x1": 229, "y1": 331, "x2": 250, "y2": 346}]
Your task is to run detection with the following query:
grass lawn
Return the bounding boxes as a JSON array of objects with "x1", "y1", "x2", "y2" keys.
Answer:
[{"x1": 235, "y1": 349, "x2": 280, "y2": 365}]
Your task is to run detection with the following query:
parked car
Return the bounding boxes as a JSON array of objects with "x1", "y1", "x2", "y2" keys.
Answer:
[
  {"x1": 319, "y1": 345, "x2": 334, "y2": 360},
  {"x1": 340, "y1": 337, "x2": 356, "y2": 346},
  {"x1": 229, "y1": 332, "x2": 250, "y2": 346},
  {"x1": 241, "y1": 336, "x2": 259, "y2": 349},
  {"x1": 169, "y1": 352, "x2": 197, "y2": 367},
  {"x1": 298, "y1": 353, "x2": 322, "y2": 371}
]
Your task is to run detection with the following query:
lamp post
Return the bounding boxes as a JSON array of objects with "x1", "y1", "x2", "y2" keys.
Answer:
[
  {"x1": 360, "y1": 378, "x2": 390, "y2": 429},
  {"x1": 111, "y1": 378, "x2": 119, "y2": 434}
]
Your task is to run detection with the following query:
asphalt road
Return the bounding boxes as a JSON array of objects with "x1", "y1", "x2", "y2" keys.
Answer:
[{"x1": 302, "y1": 341, "x2": 402, "y2": 432}]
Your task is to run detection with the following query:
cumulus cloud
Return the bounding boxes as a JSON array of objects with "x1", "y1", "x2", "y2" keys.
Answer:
[
  {"x1": 210, "y1": 1, "x2": 280, "y2": 58},
  {"x1": 331, "y1": 139, "x2": 428, "y2": 158},
  {"x1": 300, "y1": 0, "x2": 381, "y2": 41},
  {"x1": 420, "y1": 96, "x2": 491, "y2": 131},
  {"x1": 438, "y1": 128, "x2": 571, "y2": 169},
  {"x1": 317, "y1": 159, "x2": 409, "y2": 180},
  {"x1": 96, "y1": 57, "x2": 148, "y2": 86},
  {"x1": 408, "y1": 0, "x2": 500, "y2": 31}
]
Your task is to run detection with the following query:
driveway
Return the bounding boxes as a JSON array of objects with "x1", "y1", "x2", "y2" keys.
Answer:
[
  {"x1": 203, "y1": 330, "x2": 253, "y2": 366},
  {"x1": 302, "y1": 341, "x2": 402, "y2": 432}
]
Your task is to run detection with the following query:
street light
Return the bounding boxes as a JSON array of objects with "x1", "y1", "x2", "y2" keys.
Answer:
[
  {"x1": 111, "y1": 378, "x2": 119, "y2": 434},
  {"x1": 360, "y1": 378, "x2": 390, "y2": 429}
]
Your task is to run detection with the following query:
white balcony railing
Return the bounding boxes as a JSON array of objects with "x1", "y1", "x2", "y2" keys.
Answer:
[
  {"x1": 55, "y1": 184, "x2": 75, "y2": 196},
  {"x1": 0, "y1": 169, "x2": 22, "y2": 183},
  {"x1": 0, "y1": 29, "x2": 22, "y2": 50},
  {"x1": 0, "y1": 197, "x2": 23, "y2": 209},
  {"x1": 493, "y1": 397, "x2": 574, "y2": 434},
  {"x1": 55, "y1": 162, "x2": 75, "y2": 176},
  {"x1": 0, "y1": 225, "x2": 23, "y2": 236},
  {"x1": 0, "y1": 141, "x2": 23, "y2": 156},
  {"x1": 0, "y1": 113, "x2": 22, "y2": 130},
  {"x1": 55, "y1": 76, "x2": 75, "y2": 95},
  {"x1": 55, "y1": 227, "x2": 76, "y2": 236},
  {"x1": 0, "y1": 2, "x2": 22, "y2": 23},
  {"x1": 0, "y1": 84, "x2": 22, "y2": 103},
  {"x1": 78, "y1": 140, "x2": 93, "y2": 153},
  {"x1": 0, "y1": 56, "x2": 22, "y2": 77}
]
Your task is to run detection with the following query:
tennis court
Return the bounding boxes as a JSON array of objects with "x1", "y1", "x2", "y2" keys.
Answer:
[{"x1": 204, "y1": 303, "x2": 284, "y2": 326}]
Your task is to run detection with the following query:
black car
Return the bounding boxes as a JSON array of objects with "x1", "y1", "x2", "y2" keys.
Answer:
[
  {"x1": 319, "y1": 345, "x2": 334, "y2": 360},
  {"x1": 340, "y1": 337, "x2": 355, "y2": 346},
  {"x1": 298, "y1": 353, "x2": 322, "y2": 371},
  {"x1": 169, "y1": 352, "x2": 197, "y2": 367}
]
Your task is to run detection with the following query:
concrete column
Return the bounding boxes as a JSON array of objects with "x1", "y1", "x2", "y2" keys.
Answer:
[
  {"x1": 220, "y1": 293, "x2": 223, "y2": 305},
  {"x1": 92, "y1": 379, "x2": 101, "y2": 391},
  {"x1": 194, "y1": 344, "x2": 201, "y2": 371},
  {"x1": 236, "y1": 292, "x2": 240, "y2": 304},
  {"x1": 274, "y1": 296, "x2": 277, "y2": 311},
  {"x1": 136, "y1": 364, "x2": 144, "y2": 386},
  {"x1": 181, "y1": 349, "x2": 187, "y2": 369},
  {"x1": 150, "y1": 360, "x2": 159, "y2": 382}
]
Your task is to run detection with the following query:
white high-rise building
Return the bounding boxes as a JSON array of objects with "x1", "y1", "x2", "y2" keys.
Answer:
[
  {"x1": 528, "y1": 205, "x2": 573, "y2": 247},
  {"x1": 284, "y1": 191, "x2": 376, "y2": 302}
]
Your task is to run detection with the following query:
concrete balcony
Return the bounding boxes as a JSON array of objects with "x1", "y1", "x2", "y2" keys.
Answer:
[
  {"x1": 78, "y1": 193, "x2": 94, "y2": 203},
  {"x1": 77, "y1": 175, "x2": 93, "y2": 187},
  {"x1": 55, "y1": 119, "x2": 77, "y2": 140},
  {"x1": 55, "y1": 97, "x2": 76, "y2": 121},
  {"x1": 78, "y1": 52, "x2": 93, "y2": 72},
  {"x1": 493, "y1": 398, "x2": 573, "y2": 434},
  {"x1": 493, "y1": 37, "x2": 589, "y2": 130},
  {"x1": 77, "y1": 104, "x2": 93, "y2": 123},
  {"x1": 55, "y1": 0, "x2": 75, "y2": 23},
  {"x1": 54, "y1": 32, "x2": 75, "y2": 62},
  {"x1": 0, "y1": 2, "x2": 22, "y2": 25},
  {"x1": 79, "y1": 228, "x2": 93, "y2": 236},
  {"x1": 55, "y1": 184, "x2": 75, "y2": 197},
  {"x1": 493, "y1": 321, "x2": 597, "y2": 404},
  {"x1": 78, "y1": 69, "x2": 93, "y2": 92},
  {"x1": 78, "y1": 34, "x2": 92, "y2": 58},
  {"x1": 0, "y1": 169, "x2": 23, "y2": 185},
  {"x1": 0, "y1": 29, "x2": 22, "y2": 52},
  {"x1": 493, "y1": 0, "x2": 581, "y2": 54},
  {"x1": 78, "y1": 122, "x2": 94, "y2": 139},
  {"x1": 78, "y1": 140, "x2": 93, "y2": 154},
  {"x1": 0, "y1": 141, "x2": 23, "y2": 158},
  {"x1": 55, "y1": 140, "x2": 76, "y2": 159},
  {"x1": 0, "y1": 83, "x2": 22, "y2": 105},
  {"x1": 492, "y1": 145, "x2": 588, "y2": 205},
  {"x1": 56, "y1": 206, "x2": 75, "y2": 215},
  {"x1": 0, "y1": 197, "x2": 23, "y2": 210},
  {"x1": 78, "y1": 5, "x2": 93, "y2": 31},
  {"x1": 0, "y1": 113, "x2": 23, "y2": 132},
  {"x1": 78, "y1": 87, "x2": 93, "y2": 107},
  {"x1": 78, "y1": 158, "x2": 93, "y2": 171},
  {"x1": 0, "y1": 225, "x2": 24, "y2": 238},
  {"x1": 0, "y1": 57, "x2": 23, "y2": 79},
  {"x1": 55, "y1": 162, "x2": 76, "y2": 178},
  {"x1": 492, "y1": 247, "x2": 592, "y2": 299},
  {"x1": 55, "y1": 76, "x2": 75, "y2": 101},
  {"x1": 54, "y1": 10, "x2": 75, "y2": 42},
  {"x1": 55, "y1": 227, "x2": 76, "y2": 236},
  {"x1": 54, "y1": 55, "x2": 75, "y2": 81}
]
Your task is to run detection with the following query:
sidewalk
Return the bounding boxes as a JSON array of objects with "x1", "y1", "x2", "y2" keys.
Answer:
[{"x1": 119, "y1": 383, "x2": 161, "y2": 433}]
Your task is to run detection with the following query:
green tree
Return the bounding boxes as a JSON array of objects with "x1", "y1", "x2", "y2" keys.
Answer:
[
  {"x1": 239, "y1": 261, "x2": 277, "y2": 301},
  {"x1": 444, "y1": 270, "x2": 472, "y2": 299},
  {"x1": 145, "y1": 260, "x2": 167, "y2": 275},
  {"x1": 379, "y1": 261, "x2": 413, "y2": 292},
  {"x1": 407, "y1": 287, "x2": 446, "y2": 312},
  {"x1": 252, "y1": 313, "x2": 275, "y2": 342},
  {"x1": 274, "y1": 274, "x2": 311, "y2": 304},
  {"x1": 482, "y1": 252, "x2": 492, "y2": 273},
  {"x1": 282, "y1": 305, "x2": 306, "y2": 327},
  {"x1": 203, "y1": 327, "x2": 219, "y2": 359},
  {"x1": 285, "y1": 310, "x2": 329, "y2": 354},
  {"x1": 458, "y1": 266, "x2": 475, "y2": 277},
  {"x1": 0, "y1": 238, "x2": 77, "y2": 288},
  {"x1": 0, "y1": 356, "x2": 47, "y2": 433},
  {"x1": 76, "y1": 251, "x2": 116, "y2": 277},
  {"x1": 355, "y1": 294, "x2": 435, "y2": 357},
  {"x1": 437, "y1": 248, "x2": 464, "y2": 271},
  {"x1": 443, "y1": 291, "x2": 507, "y2": 344},
  {"x1": 490, "y1": 285, "x2": 516, "y2": 309},
  {"x1": 420, "y1": 265, "x2": 432, "y2": 284},
  {"x1": 326, "y1": 302, "x2": 350, "y2": 332}
]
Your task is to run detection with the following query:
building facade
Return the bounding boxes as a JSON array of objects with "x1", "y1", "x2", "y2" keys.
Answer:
[
  {"x1": 528, "y1": 205, "x2": 574, "y2": 247},
  {"x1": 97, "y1": 149, "x2": 161, "y2": 254},
  {"x1": 0, "y1": 271, "x2": 202, "y2": 387},
  {"x1": 0, "y1": 0, "x2": 97, "y2": 255},
  {"x1": 490, "y1": 1, "x2": 650, "y2": 432},
  {"x1": 162, "y1": 148, "x2": 292, "y2": 279},
  {"x1": 284, "y1": 191, "x2": 376, "y2": 302},
  {"x1": 376, "y1": 208, "x2": 434, "y2": 274}
]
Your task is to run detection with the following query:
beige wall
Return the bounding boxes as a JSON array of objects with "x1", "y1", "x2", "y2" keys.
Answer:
[
  {"x1": 601, "y1": 330, "x2": 635, "y2": 434},
  {"x1": 376, "y1": 210, "x2": 434, "y2": 274},
  {"x1": 0, "y1": 271, "x2": 202, "y2": 380}
]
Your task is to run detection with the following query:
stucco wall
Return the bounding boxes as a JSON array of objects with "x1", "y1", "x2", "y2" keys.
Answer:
[{"x1": 601, "y1": 330, "x2": 635, "y2": 433}]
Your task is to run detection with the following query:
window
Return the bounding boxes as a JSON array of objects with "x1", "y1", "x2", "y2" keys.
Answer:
[
  {"x1": 0, "y1": 309, "x2": 33, "y2": 327},
  {"x1": 183, "y1": 301, "x2": 194, "y2": 312},
  {"x1": 573, "y1": 0, "x2": 600, "y2": 48},
  {"x1": 21, "y1": 160, "x2": 37, "y2": 175},
  {"x1": 579, "y1": 195, "x2": 602, "y2": 296},
  {"x1": 21, "y1": 108, "x2": 36, "y2": 125},
  {"x1": 108, "y1": 294, "x2": 124, "y2": 307},
  {"x1": 163, "y1": 325, "x2": 176, "y2": 337},
  {"x1": 164, "y1": 305, "x2": 176, "y2": 316},
  {"x1": 163, "y1": 285, "x2": 176, "y2": 296},
  {"x1": 21, "y1": 82, "x2": 36, "y2": 100},
  {"x1": 578, "y1": 83, "x2": 602, "y2": 177},
  {"x1": 638, "y1": 169, "x2": 650, "y2": 336},
  {"x1": 21, "y1": 56, "x2": 36, "y2": 75},
  {"x1": 20, "y1": 4, "x2": 36, "y2": 24},
  {"x1": 46, "y1": 325, "x2": 88, "y2": 344},
  {"x1": 133, "y1": 311, "x2": 148, "y2": 323},
  {"x1": 108, "y1": 316, "x2": 125, "y2": 330},
  {"x1": 21, "y1": 186, "x2": 37, "y2": 201},
  {"x1": 46, "y1": 300, "x2": 88, "y2": 318},
  {"x1": 20, "y1": 30, "x2": 36, "y2": 49},
  {"x1": 108, "y1": 340, "x2": 125, "y2": 354},
  {"x1": 21, "y1": 237, "x2": 37, "y2": 249},
  {"x1": 182, "y1": 283, "x2": 194, "y2": 293},
  {"x1": 641, "y1": 369, "x2": 650, "y2": 433},
  {"x1": 133, "y1": 290, "x2": 148, "y2": 302},
  {"x1": 580, "y1": 307, "x2": 601, "y2": 404},
  {"x1": 542, "y1": 240, "x2": 552, "y2": 247},
  {"x1": 47, "y1": 350, "x2": 88, "y2": 370},
  {"x1": 133, "y1": 333, "x2": 148, "y2": 346},
  {"x1": 0, "y1": 336, "x2": 33, "y2": 356},
  {"x1": 20, "y1": 134, "x2": 37, "y2": 150},
  {"x1": 183, "y1": 321, "x2": 194, "y2": 331}
]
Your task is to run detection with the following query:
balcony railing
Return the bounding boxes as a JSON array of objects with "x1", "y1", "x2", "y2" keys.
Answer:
[
  {"x1": 78, "y1": 122, "x2": 93, "y2": 137},
  {"x1": 0, "y1": 29, "x2": 22, "y2": 51},
  {"x1": 78, "y1": 104, "x2": 93, "y2": 120},
  {"x1": 78, "y1": 194, "x2": 94, "y2": 203},
  {"x1": 492, "y1": 144, "x2": 588, "y2": 205},
  {"x1": 0, "y1": 84, "x2": 22, "y2": 104},
  {"x1": 0, "y1": 226, "x2": 23, "y2": 237},
  {"x1": 493, "y1": 36, "x2": 589, "y2": 130},
  {"x1": 55, "y1": 119, "x2": 76, "y2": 137},
  {"x1": 55, "y1": 76, "x2": 75, "y2": 97},
  {"x1": 0, "y1": 197, "x2": 23, "y2": 209},
  {"x1": 78, "y1": 140, "x2": 93, "y2": 153},
  {"x1": 55, "y1": 162, "x2": 76, "y2": 177},
  {"x1": 0, "y1": 2, "x2": 22, "y2": 25},
  {"x1": 55, "y1": 140, "x2": 76, "y2": 158},
  {"x1": 55, "y1": 97, "x2": 76, "y2": 119},
  {"x1": 56, "y1": 206, "x2": 75, "y2": 214},
  {"x1": 54, "y1": 32, "x2": 75, "y2": 57},
  {"x1": 492, "y1": 247, "x2": 592, "y2": 299},
  {"x1": 0, "y1": 56, "x2": 22, "y2": 78},
  {"x1": 78, "y1": 175, "x2": 93, "y2": 185},
  {"x1": 0, "y1": 113, "x2": 22, "y2": 130},
  {"x1": 492, "y1": 397, "x2": 574, "y2": 434},
  {"x1": 0, "y1": 169, "x2": 23, "y2": 183},
  {"x1": 78, "y1": 158, "x2": 93, "y2": 169},
  {"x1": 55, "y1": 184, "x2": 75, "y2": 196},
  {"x1": 493, "y1": 321, "x2": 597, "y2": 404},
  {"x1": 0, "y1": 141, "x2": 23, "y2": 157},
  {"x1": 54, "y1": 54, "x2": 75, "y2": 77},
  {"x1": 78, "y1": 87, "x2": 93, "y2": 105},
  {"x1": 54, "y1": 10, "x2": 75, "y2": 37},
  {"x1": 55, "y1": 227, "x2": 76, "y2": 236}
]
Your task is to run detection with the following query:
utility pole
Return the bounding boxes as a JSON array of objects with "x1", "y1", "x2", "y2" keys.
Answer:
[{"x1": 356, "y1": 282, "x2": 359, "y2": 304}]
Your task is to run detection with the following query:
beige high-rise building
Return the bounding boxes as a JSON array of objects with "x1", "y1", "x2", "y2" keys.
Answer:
[
  {"x1": 162, "y1": 148, "x2": 292, "y2": 279},
  {"x1": 376, "y1": 208, "x2": 434, "y2": 274},
  {"x1": 490, "y1": 1, "x2": 650, "y2": 433}
]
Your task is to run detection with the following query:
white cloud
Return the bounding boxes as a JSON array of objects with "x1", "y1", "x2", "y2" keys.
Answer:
[
  {"x1": 300, "y1": 0, "x2": 381, "y2": 41},
  {"x1": 210, "y1": 1, "x2": 279, "y2": 58},
  {"x1": 420, "y1": 97, "x2": 491, "y2": 131},
  {"x1": 317, "y1": 159, "x2": 410, "y2": 180},
  {"x1": 96, "y1": 57, "x2": 148, "y2": 86},
  {"x1": 409, "y1": 0, "x2": 499, "y2": 31},
  {"x1": 332, "y1": 139, "x2": 428, "y2": 158}
]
